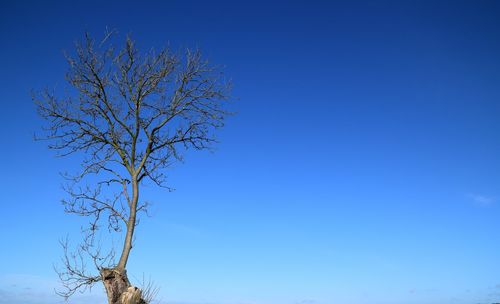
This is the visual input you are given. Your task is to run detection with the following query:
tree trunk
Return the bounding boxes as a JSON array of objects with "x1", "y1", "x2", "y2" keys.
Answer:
[
  {"x1": 117, "y1": 178, "x2": 139, "y2": 271},
  {"x1": 100, "y1": 268, "x2": 146, "y2": 304},
  {"x1": 102, "y1": 177, "x2": 144, "y2": 303}
]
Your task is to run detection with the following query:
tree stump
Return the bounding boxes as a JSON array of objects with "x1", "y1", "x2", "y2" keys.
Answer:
[{"x1": 100, "y1": 268, "x2": 146, "y2": 304}]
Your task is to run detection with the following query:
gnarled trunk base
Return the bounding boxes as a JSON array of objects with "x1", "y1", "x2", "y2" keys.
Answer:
[{"x1": 100, "y1": 268, "x2": 146, "y2": 304}]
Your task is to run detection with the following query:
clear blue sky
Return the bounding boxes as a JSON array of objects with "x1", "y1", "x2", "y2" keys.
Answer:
[{"x1": 1, "y1": 1, "x2": 500, "y2": 304}]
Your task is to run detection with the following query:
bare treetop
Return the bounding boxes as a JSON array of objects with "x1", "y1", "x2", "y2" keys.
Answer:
[{"x1": 38, "y1": 33, "x2": 230, "y2": 186}]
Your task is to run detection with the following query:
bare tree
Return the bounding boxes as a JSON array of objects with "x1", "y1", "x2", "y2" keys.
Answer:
[{"x1": 34, "y1": 30, "x2": 230, "y2": 304}]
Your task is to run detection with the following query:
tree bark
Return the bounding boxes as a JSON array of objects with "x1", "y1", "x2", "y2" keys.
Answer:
[
  {"x1": 103, "y1": 178, "x2": 144, "y2": 304},
  {"x1": 101, "y1": 268, "x2": 145, "y2": 304},
  {"x1": 100, "y1": 176, "x2": 146, "y2": 304}
]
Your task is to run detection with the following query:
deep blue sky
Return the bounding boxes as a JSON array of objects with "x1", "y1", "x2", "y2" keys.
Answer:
[{"x1": 1, "y1": 1, "x2": 500, "y2": 304}]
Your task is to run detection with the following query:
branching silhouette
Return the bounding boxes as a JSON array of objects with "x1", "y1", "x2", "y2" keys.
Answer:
[{"x1": 35, "y1": 30, "x2": 231, "y2": 303}]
